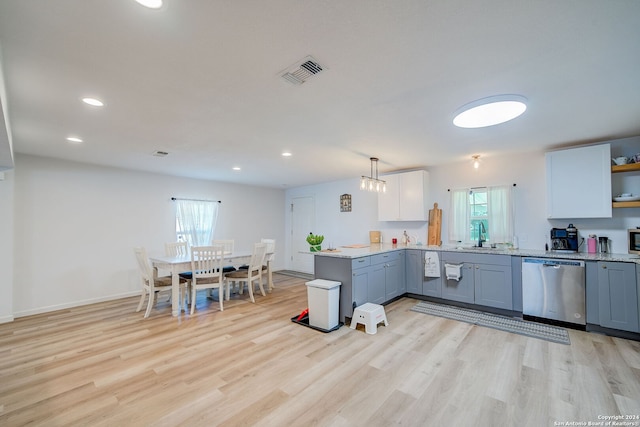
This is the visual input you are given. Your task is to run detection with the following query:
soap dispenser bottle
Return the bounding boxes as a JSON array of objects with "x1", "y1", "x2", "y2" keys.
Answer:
[{"x1": 402, "y1": 230, "x2": 409, "y2": 245}]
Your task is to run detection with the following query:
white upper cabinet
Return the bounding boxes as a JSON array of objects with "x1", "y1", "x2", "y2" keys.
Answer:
[
  {"x1": 378, "y1": 170, "x2": 429, "y2": 221},
  {"x1": 545, "y1": 143, "x2": 612, "y2": 219}
]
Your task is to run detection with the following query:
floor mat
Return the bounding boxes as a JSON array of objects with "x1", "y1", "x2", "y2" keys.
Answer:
[{"x1": 411, "y1": 301, "x2": 570, "y2": 345}]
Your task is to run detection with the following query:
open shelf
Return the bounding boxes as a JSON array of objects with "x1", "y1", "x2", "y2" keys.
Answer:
[
  {"x1": 612, "y1": 201, "x2": 640, "y2": 208},
  {"x1": 611, "y1": 162, "x2": 640, "y2": 208},
  {"x1": 612, "y1": 163, "x2": 640, "y2": 173}
]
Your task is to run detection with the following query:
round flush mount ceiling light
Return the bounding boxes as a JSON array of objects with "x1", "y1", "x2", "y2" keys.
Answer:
[
  {"x1": 82, "y1": 97, "x2": 104, "y2": 107},
  {"x1": 453, "y1": 94, "x2": 527, "y2": 128},
  {"x1": 281, "y1": 151, "x2": 292, "y2": 157},
  {"x1": 134, "y1": 0, "x2": 163, "y2": 9},
  {"x1": 66, "y1": 137, "x2": 83, "y2": 144}
]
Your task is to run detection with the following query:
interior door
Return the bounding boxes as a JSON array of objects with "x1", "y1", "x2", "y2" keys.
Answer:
[{"x1": 291, "y1": 196, "x2": 315, "y2": 273}]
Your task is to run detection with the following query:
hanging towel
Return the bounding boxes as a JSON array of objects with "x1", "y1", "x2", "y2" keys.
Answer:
[
  {"x1": 445, "y1": 263, "x2": 463, "y2": 281},
  {"x1": 424, "y1": 252, "x2": 440, "y2": 278}
]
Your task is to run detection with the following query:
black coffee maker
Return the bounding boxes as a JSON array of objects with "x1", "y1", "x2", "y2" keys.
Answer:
[{"x1": 550, "y1": 223, "x2": 579, "y2": 252}]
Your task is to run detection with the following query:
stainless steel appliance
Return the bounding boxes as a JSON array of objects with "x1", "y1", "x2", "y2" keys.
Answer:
[
  {"x1": 628, "y1": 228, "x2": 640, "y2": 254},
  {"x1": 522, "y1": 257, "x2": 586, "y2": 325},
  {"x1": 550, "y1": 223, "x2": 579, "y2": 252},
  {"x1": 598, "y1": 236, "x2": 609, "y2": 254}
]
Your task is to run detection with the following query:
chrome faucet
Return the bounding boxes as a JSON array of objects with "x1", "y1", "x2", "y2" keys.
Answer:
[{"x1": 478, "y1": 222, "x2": 486, "y2": 247}]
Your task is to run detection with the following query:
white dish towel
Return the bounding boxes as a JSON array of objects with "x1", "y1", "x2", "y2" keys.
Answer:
[
  {"x1": 445, "y1": 263, "x2": 463, "y2": 281},
  {"x1": 424, "y1": 251, "x2": 440, "y2": 278}
]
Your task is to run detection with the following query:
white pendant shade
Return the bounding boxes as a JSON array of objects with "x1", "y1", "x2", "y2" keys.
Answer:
[{"x1": 360, "y1": 157, "x2": 386, "y2": 193}]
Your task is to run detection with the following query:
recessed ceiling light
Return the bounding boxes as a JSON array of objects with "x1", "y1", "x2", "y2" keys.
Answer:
[
  {"x1": 66, "y1": 137, "x2": 83, "y2": 144},
  {"x1": 282, "y1": 152, "x2": 292, "y2": 157},
  {"x1": 134, "y1": 0, "x2": 163, "y2": 9},
  {"x1": 82, "y1": 97, "x2": 104, "y2": 107},
  {"x1": 232, "y1": 167, "x2": 241, "y2": 171},
  {"x1": 453, "y1": 94, "x2": 527, "y2": 128}
]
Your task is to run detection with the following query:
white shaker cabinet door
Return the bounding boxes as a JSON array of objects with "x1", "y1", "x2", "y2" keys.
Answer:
[
  {"x1": 546, "y1": 143, "x2": 612, "y2": 219},
  {"x1": 378, "y1": 170, "x2": 428, "y2": 221},
  {"x1": 377, "y1": 173, "x2": 400, "y2": 221}
]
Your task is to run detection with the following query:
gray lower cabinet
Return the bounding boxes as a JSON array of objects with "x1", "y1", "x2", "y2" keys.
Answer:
[
  {"x1": 314, "y1": 255, "x2": 370, "y2": 322},
  {"x1": 474, "y1": 263, "x2": 513, "y2": 310},
  {"x1": 369, "y1": 262, "x2": 386, "y2": 304},
  {"x1": 406, "y1": 249, "x2": 423, "y2": 294},
  {"x1": 405, "y1": 249, "x2": 442, "y2": 297},
  {"x1": 314, "y1": 250, "x2": 405, "y2": 322},
  {"x1": 441, "y1": 252, "x2": 513, "y2": 310},
  {"x1": 597, "y1": 261, "x2": 639, "y2": 333},
  {"x1": 442, "y1": 262, "x2": 475, "y2": 304},
  {"x1": 370, "y1": 251, "x2": 404, "y2": 303}
]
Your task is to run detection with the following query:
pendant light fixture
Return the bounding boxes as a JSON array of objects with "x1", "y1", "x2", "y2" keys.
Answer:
[
  {"x1": 472, "y1": 154, "x2": 481, "y2": 169},
  {"x1": 360, "y1": 157, "x2": 386, "y2": 193}
]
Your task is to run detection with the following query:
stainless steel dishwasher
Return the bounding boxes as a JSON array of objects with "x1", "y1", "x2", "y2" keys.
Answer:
[{"x1": 522, "y1": 257, "x2": 586, "y2": 325}]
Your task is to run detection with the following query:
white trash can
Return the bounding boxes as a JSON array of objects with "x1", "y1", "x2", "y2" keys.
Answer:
[{"x1": 305, "y1": 279, "x2": 342, "y2": 330}]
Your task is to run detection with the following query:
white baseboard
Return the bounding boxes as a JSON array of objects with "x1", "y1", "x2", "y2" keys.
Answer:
[
  {"x1": 14, "y1": 290, "x2": 141, "y2": 319},
  {"x1": 0, "y1": 314, "x2": 15, "y2": 324}
]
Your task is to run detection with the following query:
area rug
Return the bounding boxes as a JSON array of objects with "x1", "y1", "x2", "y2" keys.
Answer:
[{"x1": 411, "y1": 301, "x2": 570, "y2": 345}]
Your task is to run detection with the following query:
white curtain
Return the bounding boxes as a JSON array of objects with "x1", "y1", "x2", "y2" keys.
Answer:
[
  {"x1": 448, "y1": 188, "x2": 470, "y2": 243},
  {"x1": 487, "y1": 185, "x2": 514, "y2": 243},
  {"x1": 175, "y1": 199, "x2": 219, "y2": 247}
]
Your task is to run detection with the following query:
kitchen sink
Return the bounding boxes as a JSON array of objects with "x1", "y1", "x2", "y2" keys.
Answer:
[{"x1": 458, "y1": 245, "x2": 500, "y2": 251}]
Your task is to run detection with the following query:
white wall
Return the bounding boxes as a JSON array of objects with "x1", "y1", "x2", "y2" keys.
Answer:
[
  {"x1": 284, "y1": 141, "x2": 640, "y2": 271},
  {"x1": 0, "y1": 169, "x2": 14, "y2": 323},
  {"x1": 12, "y1": 154, "x2": 285, "y2": 317}
]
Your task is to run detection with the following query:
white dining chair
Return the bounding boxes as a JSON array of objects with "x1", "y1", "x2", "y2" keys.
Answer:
[
  {"x1": 261, "y1": 238, "x2": 276, "y2": 292},
  {"x1": 165, "y1": 240, "x2": 192, "y2": 304},
  {"x1": 225, "y1": 243, "x2": 267, "y2": 303},
  {"x1": 213, "y1": 239, "x2": 236, "y2": 273},
  {"x1": 165, "y1": 240, "x2": 189, "y2": 257},
  {"x1": 134, "y1": 247, "x2": 187, "y2": 318},
  {"x1": 189, "y1": 245, "x2": 227, "y2": 315}
]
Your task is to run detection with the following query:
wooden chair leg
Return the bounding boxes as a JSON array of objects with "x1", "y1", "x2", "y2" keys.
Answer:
[
  {"x1": 190, "y1": 288, "x2": 197, "y2": 315},
  {"x1": 247, "y1": 279, "x2": 255, "y2": 303},
  {"x1": 136, "y1": 290, "x2": 146, "y2": 313},
  {"x1": 144, "y1": 290, "x2": 154, "y2": 318},
  {"x1": 256, "y1": 274, "x2": 266, "y2": 296}
]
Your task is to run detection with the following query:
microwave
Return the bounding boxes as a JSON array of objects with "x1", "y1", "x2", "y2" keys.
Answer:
[{"x1": 629, "y1": 228, "x2": 640, "y2": 254}]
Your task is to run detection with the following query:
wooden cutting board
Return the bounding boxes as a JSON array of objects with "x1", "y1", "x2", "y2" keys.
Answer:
[{"x1": 427, "y1": 202, "x2": 442, "y2": 246}]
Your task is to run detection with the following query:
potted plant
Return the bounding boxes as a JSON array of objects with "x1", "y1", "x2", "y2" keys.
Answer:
[{"x1": 306, "y1": 232, "x2": 324, "y2": 252}]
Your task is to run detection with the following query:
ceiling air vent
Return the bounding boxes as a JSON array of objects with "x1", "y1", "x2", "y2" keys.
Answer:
[
  {"x1": 281, "y1": 56, "x2": 324, "y2": 85},
  {"x1": 152, "y1": 150, "x2": 169, "y2": 157}
]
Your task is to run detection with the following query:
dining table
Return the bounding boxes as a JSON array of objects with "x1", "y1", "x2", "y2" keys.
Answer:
[{"x1": 149, "y1": 250, "x2": 274, "y2": 316}]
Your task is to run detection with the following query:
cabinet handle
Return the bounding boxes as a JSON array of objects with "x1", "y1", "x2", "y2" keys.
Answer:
[
  {"x1": 602, "y1": 265, "x2": 607, "y2": 269},
  {"x1": 357, "y1": 259, "x2": 365, "y2": 263}
]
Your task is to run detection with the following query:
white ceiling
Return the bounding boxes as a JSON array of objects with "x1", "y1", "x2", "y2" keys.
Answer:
[{"x1": 1, "y1": 0, "x2": 639, "y2": 188}]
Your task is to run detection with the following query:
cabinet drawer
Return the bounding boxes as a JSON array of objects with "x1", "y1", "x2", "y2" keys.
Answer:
[
  {"x1": 371, "y1": 251, "x2": 400, "y2": 265},
  {"x1": 441, "y1": 251, "x2": 511, "y2": 266},
  {"x1": 352, "y1": 257, "x2": 370, "y2": 270}
]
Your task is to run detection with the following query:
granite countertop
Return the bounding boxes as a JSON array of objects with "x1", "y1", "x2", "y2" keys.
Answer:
[{"x1": 314, "y1": 243, "x2": 640, "y2": 264}]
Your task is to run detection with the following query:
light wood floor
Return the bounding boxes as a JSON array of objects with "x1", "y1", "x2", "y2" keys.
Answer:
[{"x1": 1, "y1": 273, "x2": 640, "y2": 426}]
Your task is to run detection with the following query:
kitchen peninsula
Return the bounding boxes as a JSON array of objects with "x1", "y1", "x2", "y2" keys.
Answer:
[{"x1": 314, "y1": 244, "x2": 640, "y2": 340}]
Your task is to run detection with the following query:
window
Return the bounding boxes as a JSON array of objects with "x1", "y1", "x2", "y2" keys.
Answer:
[
  {"x1": 469, "y1": 189, "x2": 489, "y2": 243},
  {"x1": 174, "y1": 199, "x2": 219, "y2": 246},
  {"x1": 448, "y1": 185, "x2": 514, "y2": 245}
]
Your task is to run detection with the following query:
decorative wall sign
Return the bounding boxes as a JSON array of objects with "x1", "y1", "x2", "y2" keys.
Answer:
[{"x1": 340, "y1": 194, "x2": 352, "y2": 212}]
